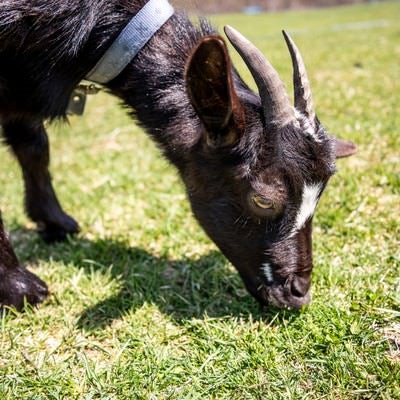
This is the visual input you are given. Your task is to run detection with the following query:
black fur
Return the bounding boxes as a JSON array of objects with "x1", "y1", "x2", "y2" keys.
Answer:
[{"x1": 0, "y1": 0, "x2": 347, "y2": 311}]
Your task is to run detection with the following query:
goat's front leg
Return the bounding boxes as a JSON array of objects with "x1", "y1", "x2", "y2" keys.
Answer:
[
  {"x1": 0, "y1": 212, "x2": 48, "y2": 310},
  {"x1": 2, "y1": 118, "x2": 79, "y2": 242}
]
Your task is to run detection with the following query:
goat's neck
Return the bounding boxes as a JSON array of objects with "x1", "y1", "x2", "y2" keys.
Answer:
[{"x1": 106, "y1": 13, "x2": 214, "y2": 167}]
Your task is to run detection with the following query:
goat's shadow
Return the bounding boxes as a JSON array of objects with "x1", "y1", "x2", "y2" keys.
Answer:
[{"x1": 12, "y1": 228, "x2": 300, "y2": 331}]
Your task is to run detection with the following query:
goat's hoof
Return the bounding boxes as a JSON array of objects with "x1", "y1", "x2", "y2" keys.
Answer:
[
  {"x1": 38, "y1": 214, "x2": 80, "y2": 243},
  {"x1": 0, "y1": 267, "x2": 49, "y2": 312}
]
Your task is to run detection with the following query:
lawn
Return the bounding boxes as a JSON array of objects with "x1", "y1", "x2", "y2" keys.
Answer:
[{"x1": 0, "y1": 1, "x2": 399, "y2": 399}]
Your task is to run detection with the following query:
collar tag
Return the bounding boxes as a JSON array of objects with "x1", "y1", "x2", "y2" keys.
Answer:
[
  {"x1": 67, "y1": 83, "x2": 101, "y2": 116},
  {"x1": 86, "y1": 0, "x2": 174, "y2": 84}
]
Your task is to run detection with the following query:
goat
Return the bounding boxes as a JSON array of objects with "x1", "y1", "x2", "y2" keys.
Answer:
[{"x1": 0, "y1": 0, "x2": 356, "y2": 311}]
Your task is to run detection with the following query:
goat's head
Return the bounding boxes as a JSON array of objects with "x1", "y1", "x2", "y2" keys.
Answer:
[{"x1": 184, "y1": 27, "x2": 356, "y2": 309}]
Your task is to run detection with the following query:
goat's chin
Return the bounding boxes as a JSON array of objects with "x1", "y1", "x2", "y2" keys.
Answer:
[
  {"x1": 267, "y1": 287, "x2": 311, "y2": 310},
  {"x1": 252, "y1": 284, "x2": 311, "y2": 310}
]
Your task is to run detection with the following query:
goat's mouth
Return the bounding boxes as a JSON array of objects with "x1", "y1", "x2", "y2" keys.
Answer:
[
  {"x1": 239, "y1": 269, "x2": 311, "y2": 309},
  {"x1": 262, "y1": 285, "x2": 311, "y2": 309},
  {"x1": 255, "y1": 277, "x2": 312, "y2": 310}
]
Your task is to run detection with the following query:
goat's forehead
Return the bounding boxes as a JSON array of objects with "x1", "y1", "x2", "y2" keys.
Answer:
[
  {"x1": 250, "y1": 124, "x2": 332, "y2": 163},
  {"x1": 261, "y1": 135, "x2": 334, "y2": 182},
  {"x1": 252, "y1": 151, "x2": 332, "y2": 188}
]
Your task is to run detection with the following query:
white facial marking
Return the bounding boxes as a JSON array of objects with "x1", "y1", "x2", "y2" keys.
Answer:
[
  {"x1": 293, "y1": 182, "x2": 323, "y2": 233},
  {"x1": 262, "y1": 263, "x2": 274, "y2": 283},
  {"x1": 15, "y1": 281, "x2": 28, "y2": 292},
  {"x1": 294, "y1": 109, "x2": 321, "y2": 143}
]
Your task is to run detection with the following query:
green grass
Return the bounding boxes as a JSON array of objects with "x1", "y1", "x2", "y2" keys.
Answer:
[{"x1": 1, "y1": 1, "x2": 399, "y2": 399}]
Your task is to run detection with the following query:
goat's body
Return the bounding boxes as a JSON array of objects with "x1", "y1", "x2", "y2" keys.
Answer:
[
  {"x1": 0, "y1": 0, "x2": 355, "y2": 311},
  {"x1": 0, "y1": 1, "x2": 214, "y2": 153},
  {"x1": 0, "y1": 0, "x2": 218, "y2": 308},
  {"x1": 0, "y1": 0, "x2": 109, "y2": 119},
  {"x1": 0, "y1": 0, "x2": 257, "y2": 309},
  {"x1": 0, "y1": 1, "x2": 252, "y2": 180}
]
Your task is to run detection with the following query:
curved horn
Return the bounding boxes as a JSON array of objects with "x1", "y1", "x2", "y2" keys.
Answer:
[
  {"x1": 282, "y1": 30, "x2": 315, "y2": 122},
  {"x1": 224, "y1": 25, "x2": 295, "y2": 127}
]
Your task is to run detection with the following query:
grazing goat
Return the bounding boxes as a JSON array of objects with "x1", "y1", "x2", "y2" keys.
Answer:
[{"x1": 0, "y1": 0, "x2": 356, "y2": 311}]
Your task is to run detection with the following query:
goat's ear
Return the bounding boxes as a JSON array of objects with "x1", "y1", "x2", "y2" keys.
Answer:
[
  {"x1": 332, "y1": 137, "x2": 357, "y2": 158},
  {"x1": 186, "y1": 35, "x2": 245, "y2": 147}
]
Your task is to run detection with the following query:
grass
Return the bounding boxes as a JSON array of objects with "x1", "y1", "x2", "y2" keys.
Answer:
[{"x1": 0, "y1": 1, "x2": 399, "y2": 399}]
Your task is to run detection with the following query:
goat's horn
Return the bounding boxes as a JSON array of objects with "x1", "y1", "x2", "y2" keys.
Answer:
[
  {"x1": 282, "y1": 30, "x2": 315, "y2": 122},
  {"x1": 224, "y1": 25, "x2": 295, "y2": 127}
]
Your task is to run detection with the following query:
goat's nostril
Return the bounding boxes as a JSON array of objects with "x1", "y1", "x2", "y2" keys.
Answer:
[{"x1": 290, "y1": 278, "x2": 308, "y2": 298}]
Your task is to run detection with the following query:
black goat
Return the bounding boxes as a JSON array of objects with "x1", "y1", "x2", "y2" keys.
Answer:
[{"x1": 0, "y1": 0, "x2": 356, "y2": 311}]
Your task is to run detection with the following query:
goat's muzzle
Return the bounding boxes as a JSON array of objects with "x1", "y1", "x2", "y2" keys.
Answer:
[{"x1": 252, "y1": 272, "x2": 312, "y2": 309}]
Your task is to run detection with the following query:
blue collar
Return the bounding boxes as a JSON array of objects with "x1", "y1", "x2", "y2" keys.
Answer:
[{"x1": 86, "y1": 0, "x2": 174, "y2": 84}]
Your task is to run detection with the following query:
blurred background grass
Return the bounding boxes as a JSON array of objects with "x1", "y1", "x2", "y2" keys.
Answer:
[{"x1": 172, "y1": 0, "x2": 381, "y2": 14}]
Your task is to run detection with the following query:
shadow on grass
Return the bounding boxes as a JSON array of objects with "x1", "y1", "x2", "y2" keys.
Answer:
[{"x1": 11, "y1": 228, "x2": 301, "y2": 331}]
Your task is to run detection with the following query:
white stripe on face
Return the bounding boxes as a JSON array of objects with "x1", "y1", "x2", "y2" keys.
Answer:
[
  {"x1": 262, "y1": 263, "x2": 273, "y2": 283},
  {"x1": 293, "y1": 182, "x2": 323, "y2": 233}
]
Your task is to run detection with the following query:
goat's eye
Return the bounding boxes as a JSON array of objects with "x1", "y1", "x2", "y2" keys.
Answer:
[{"x1": 252, "y1": 195, "x2": 274, "y2": 210}]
